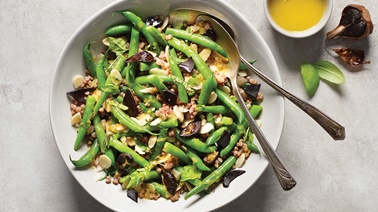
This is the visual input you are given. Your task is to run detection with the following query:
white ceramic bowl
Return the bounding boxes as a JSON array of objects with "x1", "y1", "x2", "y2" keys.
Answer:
[
  {"x1": 263, "y1": 0, "x2": 333, "y2": 38},
  {"x1": 49, "y1": 0, "x2": 284, "y2": 211}
]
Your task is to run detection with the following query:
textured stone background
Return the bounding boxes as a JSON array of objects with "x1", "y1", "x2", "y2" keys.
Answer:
[{"x1": 0, "y1": 0, "x2": 376, "y2": 211}]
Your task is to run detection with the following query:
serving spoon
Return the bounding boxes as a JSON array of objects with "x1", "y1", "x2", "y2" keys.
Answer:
[
  {"x1": 198, "y1": 15, "x2": 297, "y2": 190},
  {"x1": 169, "y1": 8, "x2": 345, "y2": 141}
]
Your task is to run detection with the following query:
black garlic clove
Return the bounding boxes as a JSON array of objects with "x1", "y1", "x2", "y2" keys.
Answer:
[
  {"x1": 161, "y1": 168, "x2": 178, "y2": 196},
  {"x1": 327, "y1": 4, "x2": 373, "y2": 40},
  {"x1": 179, "y1": 120, "x2": 201, "y2": 138},
  {"x1": 123, "y1": 89, "x2": 139, "y2": 117},
  {"x1": 127, "y1": 190, "x2": 138, "y2": 203},
  {"x1": 66, "y1": 87, "x2": 95, "y2": 104},
  {"x1": 163, "y1": 90, "x2": 178, "y2": 106},
  {"x1": 223, "y1": 170, "x2": 246, "y2": 188},
  {"x1": 125, "y1": 51, "x2": 155, "y2": 63}
]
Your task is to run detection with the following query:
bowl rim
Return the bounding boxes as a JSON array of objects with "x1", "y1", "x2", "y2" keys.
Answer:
[
  {"x1": 49, "y1": 0, "x2": 285, "y2": 211},
  {"x1": 263, "y1": 0, "x2": 333, "y2": 38}
]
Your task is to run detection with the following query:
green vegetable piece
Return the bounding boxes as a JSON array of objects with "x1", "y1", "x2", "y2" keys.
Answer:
[
  {"x1": 93, "y1": 115, "x2": 107, "y2": 153},
  {"x1": 163, "y1": 142, "x2": 191, "y2": 164},
  {"x1": 83, "y1": 42, "x2": 96, "y2": 78},
  {"x1": 301, "y1": 63, "x2": 320, "y2": 97},
  {"x1": 105, "y1": 24, "x2": 132, "y2": 36},
  {"x1": 74, "y1": 95, "x2": 96, "y2": 151},
  {"x1": 314, "y1": 60, "x2": 346, "y2": 84},
  {"x1": 109, "y1": 137, "x2": 150, "y2": 168},
  {"x1": 108, "y1": 37, "x2": 127, "y2": 56},
  {"x1": 184, "y1": 156, "x2": 236, "y2": 200},
  {"x1": 70, "y1": 139, "x2": 100, "y2": 168},
  {"x1": 176, "y1": 165, "x2": 202, "y2": 181}
]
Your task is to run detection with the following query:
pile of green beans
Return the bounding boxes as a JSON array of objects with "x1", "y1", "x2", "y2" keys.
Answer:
[{"x1": 68, "y1": 10, "x2": 264, "y2": 202}]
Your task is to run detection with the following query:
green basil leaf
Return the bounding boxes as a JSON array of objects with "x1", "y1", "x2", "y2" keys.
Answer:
[
  {"x1": 108, "y1": 36, "x2": 127, "y2": 56},
  {"x1": 314, "y1": 60, "x2": 346, "y2": 84},
  {"x1": 301, "y1": 63, "x2": 320, "y2": 97}
]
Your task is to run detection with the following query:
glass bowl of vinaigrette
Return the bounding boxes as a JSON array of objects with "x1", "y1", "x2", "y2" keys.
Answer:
[{"x1": 264, "y1": 0, "x2": 332, "y2": 38}]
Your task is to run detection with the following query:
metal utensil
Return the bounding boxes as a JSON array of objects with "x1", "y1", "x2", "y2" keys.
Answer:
[
  {"x1": 170, "y1": 8, "x2": 345, "y2": 141},
  {"x1": 198, "y1": 15, "x2": 296, "y2": 190}
]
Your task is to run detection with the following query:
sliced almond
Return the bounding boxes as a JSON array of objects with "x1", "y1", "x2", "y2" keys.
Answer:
[
  {"x1": 150, "y1": 118, "x2": 163, "y2": 126},
  {"x1": 207, "y1": 91, "x2": 217, "y2": 104},
  {"x1": 256, "y1": 120, "x2": 262, "y2": 128},
  {"x1": 171, "y1": 168, "x2": 181, "y2": 181},
  {"x1": 102, "y1": 37, "x2": 109, "y2": 46},
  {"x1": 73, "y1": 75, "x2": 84, "y2": 88},
  {"x1": 99, "y1": 155, "x2": 112, "y2": 169},
  {"x1": 238, "y1": 70, "x2": 248, "y2": 77},
  {"x1": 110, "y1": 69, "x2": 122, "y2": 85},
  {"x1": 190, "y1": 43, "x2": 198, "y2": 53},
  {"x1": 135, "y1": 145, "x2": 145, "y2": 155},
  {"x1": 148, "y1": 135, "x2": 158, "y2": 148},
  {"x1": 236, "y1": 75, "x2": 248, "y2": 87},
  {"x1": 200, "y1": 123, "x2": 214, "y2": 134},
  {"x1": 137, "y1": 113, "x2": 151, "y2": 126},
  {"x1": 71, "y1": 112, "x2": 82, "y2": 125},
  {"x1": 173, "y1": 105, "x2": 184, "y2": 122},
  {"x1": 235, "y1": 153, "x2": 246, "y2": 168},
  {"x1": 131, "y1": 117, "x2": 142, "y2": 126},
  {"x1": 219, "y1": 85, "x2": 231, "y2": 94},
  {"x1": 178, "y1": 106, "x2": 189, "y2": 113},
  {"x1": 150, "y1": 68, "x2": 168, "y2": 75},
  {"x1": 139, "y1": 87, "x2": 156, "y2": 94},
  {"x1": 199, "y1": 48, "x2": 212, "y2": 61}
]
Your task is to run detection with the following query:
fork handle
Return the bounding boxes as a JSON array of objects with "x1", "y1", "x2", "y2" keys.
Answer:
[
  {"x1": 240, "y1": 57, "x2": 346, "y2": 140},
  {"x1": 231, "y1": 77, "x2": 296, "y2": 191}
]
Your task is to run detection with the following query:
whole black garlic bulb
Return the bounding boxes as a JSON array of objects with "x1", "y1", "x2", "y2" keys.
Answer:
[{"x1": 327, "y1": 4, "x2": 373, "y2": 40}]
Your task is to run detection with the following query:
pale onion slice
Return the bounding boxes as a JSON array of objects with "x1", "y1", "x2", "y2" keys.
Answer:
[
  {"x1": 173, "y1": 105, "x2": 184, "y2": 122},
  {"x1": 199, "y1": 48, "x2": 211, "y2": 61}
]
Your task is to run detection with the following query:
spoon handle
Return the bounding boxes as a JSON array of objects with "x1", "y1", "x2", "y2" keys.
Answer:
[
  {"x1": 231, "y1": 77, "x2": 296, "y2": 191},
  {"x1": 240, "y1": 57, "x2": 345, "y2": 140}
]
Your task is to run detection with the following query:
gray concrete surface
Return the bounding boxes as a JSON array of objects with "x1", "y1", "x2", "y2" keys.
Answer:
[{"x1": 1, "y1": 0, "x2": 377, "y2": 211}]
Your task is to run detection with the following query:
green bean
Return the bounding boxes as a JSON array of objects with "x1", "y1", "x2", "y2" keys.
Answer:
[
  {"x1": 148, "y1": 75, "x2": 168, "y2": 95},
  {"x1": 95, "y1": 50, "x2": 109, "y2": 87},
  {"x1": 107, "y1": 54, "x2": 126, "y2": 74},
  {"x1": 239, "y1": 60, "x2": 257, "y2": 70},
  {"x1": 155, "y1": 117, "x2": 178, "y2": 128},
  {"x1": 215, "y1": 88, "x2": 245, "y2": 124},
  {"x1": 197, "y1": 76, "x2": 215, "y2": 105},
  {"x1": 249, "y1": 104, "x2": 262, "y2": 118},
  {"x1": 116, "y1": 95, "x2": 123, "y2": 103},
  {"x1": 206, "y1": 126, "x2": 227, "y2": 146},
  {"x1": 105, "y1": 24, "x2": 132, "y2": 36},
  {"x1": 184, "y1": 156, "x2": 236, "y2": 199},
  {"x1": 168, "y1": 48, "x2": 188, "y2": 103},
  {"x1": 186, "y1": 147, "x2": 211, "y2": 172},
  {"x1": 83, "y1": 42, "x2": 96, "y2": 78},
  {"x1": 104, "y1": 148, "x2": 116, "y2": 167},
  {"x1": 93, "y1": 115, "x2": 107, "y2": 153},
  {"x1": 175, "y1": 130, "x2": 217, "y2": 153},
  {"x1": 111, "y1": 106, "x2": 155, "y2": 134},
  {"x1": 109, "y1": 137, "x2": 150, "y2": 168},
  {"x1": 220, "y1": 125, "x2": 245, "y2": 157},
  {"x1": 166, "y1": 28, "x2": 227, "y2": 57},
  {"x1": 122, "y1": 27, "x2": 161, "y2": 109},
  {"x1": 123, "y1": 170, "x2": 160, "y2": 189},
  {"x1": 146, "y1": 25, "x2": 167, "y2": 46},
  {"x1": 247, "y1": 140, "x2": 260, "y2": 154},
  {"x1": 70, "y1": 139, "x2": 100, "y2": 168},
  {"x1": 150, "y1": 182, "x2": 171, "y2": 199},
  {"x1": 196, "y1": 105, "x2": 232, "y2": 114},
  {"x1": 117, "y1": 11, "x2": 160, "y2": 52},
  {"x1": 163, "y1": 142, "x2": 191, "y2": 164},
  {"x1": 140, "y1": 62, "x2": 159, "y2": 72},
  {"x1": 74, "y1": 95, "x2": 96, "y2": 151},
  {"x1": 135, "y1": 74, "x2": 173, "y2": 84},
  {"x1": 150, "y1": 129, "x2": 168, "y2": 160},
  {"x1": 167, "y1": 37, "x2": 216, "y2": 87}
]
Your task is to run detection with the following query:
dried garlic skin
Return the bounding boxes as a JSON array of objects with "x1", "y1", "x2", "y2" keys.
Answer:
[
  {"x1": 327, "y1": 4, "x2": 373, "y2": 39},
  {"x1": 332, "y1": 48, "x2": 370, "y2": 67}
]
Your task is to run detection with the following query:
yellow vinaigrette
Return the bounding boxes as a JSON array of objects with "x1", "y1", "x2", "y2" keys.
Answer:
[{"x1": 268, "y1": 0, "x2": 326, "y2": 31}]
